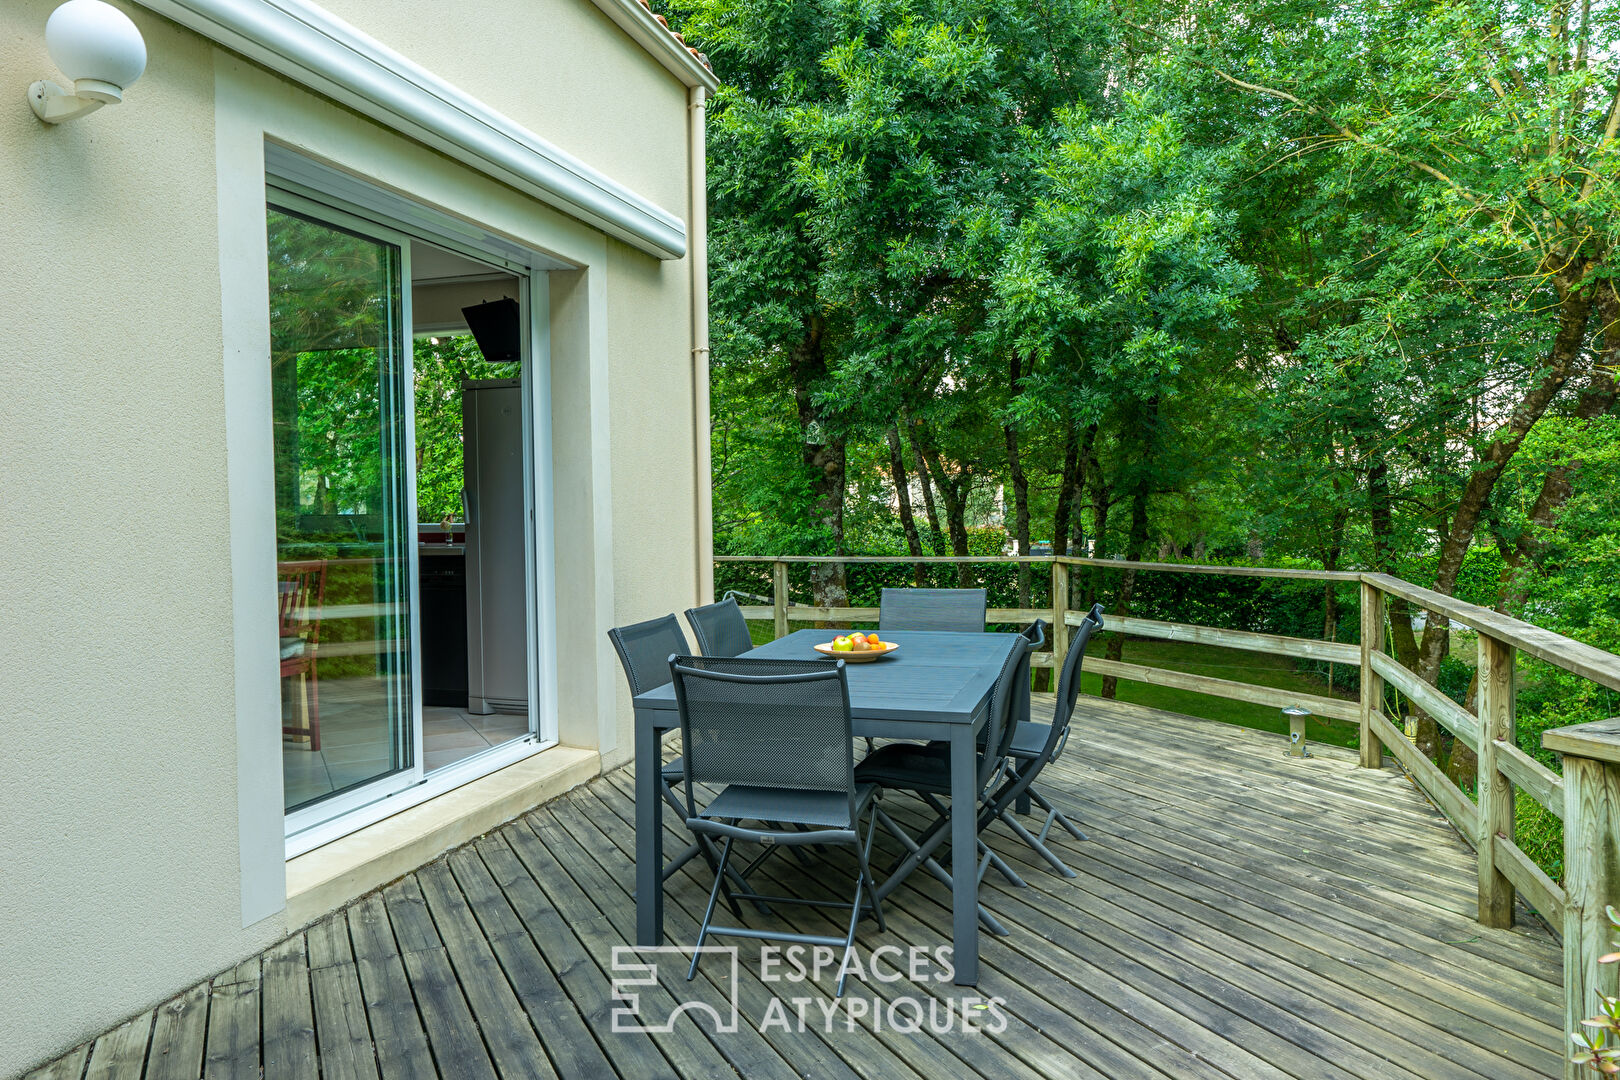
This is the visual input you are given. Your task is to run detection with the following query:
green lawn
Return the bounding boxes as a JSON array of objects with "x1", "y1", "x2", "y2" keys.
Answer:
[
  {"x1": 746, "y1": 619, "x2": 1357, "y2": 749},
  {"x1": 1079, "y1": 637, "x2": 1360, "y2": 748}
]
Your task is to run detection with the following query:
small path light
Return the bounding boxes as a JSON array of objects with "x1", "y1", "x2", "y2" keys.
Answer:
[{"x1": 1282, "y1": 706, "x2": 1312, "y2": 758}]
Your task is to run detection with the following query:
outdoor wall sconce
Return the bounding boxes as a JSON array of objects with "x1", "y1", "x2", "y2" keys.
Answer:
[{"x1": 27, "y1": 0, "x2": 147, "y2": 124}]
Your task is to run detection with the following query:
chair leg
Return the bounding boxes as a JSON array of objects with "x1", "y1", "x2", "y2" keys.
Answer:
[
  {"x1": 872, "y1": 808, "x2": 1008, "y2": 936},
  {"x1": 998, "y1": 807, "x2": 1078, "y2": 879},
  {"x1": 662, "y1": 840, "x2": 704, "y2": 881},
  {"x1": 1031, "y1": 787, "x2": 1087, "y2": 841},
  {"x1": 919, "y1": 792, "x2": 1023, "y2": 887},
  {"x1": 306, "y1": 665, "x2": 321, "y2": 751},
  {"x1": 837, "y1": 811, "x2": 890, "y2": 998},
  {"x1": 689, "y1": 837, "x2": 734, "y2": 982},
  {"x1": 857, "y1": 809, "x2": 887, "y2": 934},
  {"x1": 296, "y1": 673, "x2": 310, "y2": 743},
  {"x1": 661, "y1": 780, "x2": 748, "y2": 916}
]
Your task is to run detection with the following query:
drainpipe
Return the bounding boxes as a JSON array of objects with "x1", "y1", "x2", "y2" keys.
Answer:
[{"x1": 689, "y1": 84, "x2": 714, "y2": 604}]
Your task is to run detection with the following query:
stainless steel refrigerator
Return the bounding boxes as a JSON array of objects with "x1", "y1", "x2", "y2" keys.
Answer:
[{"x1": 462, "y1": 378, "x2": 528, "y2": 715}]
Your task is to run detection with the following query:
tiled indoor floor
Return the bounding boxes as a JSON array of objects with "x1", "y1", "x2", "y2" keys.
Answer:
[{"x1": 283, "y1": 677, "x2": 529, "y2": 809}]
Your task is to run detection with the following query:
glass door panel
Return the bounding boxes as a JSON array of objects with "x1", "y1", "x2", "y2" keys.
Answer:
[{"x1": 268, "y1": 207, "x2": 415, "y2": 814}]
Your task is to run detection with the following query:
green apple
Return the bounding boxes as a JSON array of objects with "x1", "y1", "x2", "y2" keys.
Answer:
[{"x1": 831, "y1": 636, "x2": 853, "y2": 652}]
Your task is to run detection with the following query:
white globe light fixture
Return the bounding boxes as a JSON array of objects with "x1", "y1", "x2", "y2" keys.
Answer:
[{"x1": 28, "y1": 0, "x2": 147, "y2": 124}]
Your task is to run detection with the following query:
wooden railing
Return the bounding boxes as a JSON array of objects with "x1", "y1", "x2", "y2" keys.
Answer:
[{"x1": 717, "y1": 553, "x2": 1620, "y2": 1075}]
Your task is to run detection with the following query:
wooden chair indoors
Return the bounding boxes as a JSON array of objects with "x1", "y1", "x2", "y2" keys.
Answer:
[{"x1": 278, "y1": 560, "x2": 327, "y2": 749}]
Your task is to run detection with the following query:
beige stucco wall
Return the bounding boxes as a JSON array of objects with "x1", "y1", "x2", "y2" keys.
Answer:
[
  {"x1": 0, "y1": 5, "x2": 285, "y2": 1077},
  {"x1": 0, "y1": 0, "x2": 700, "y2": 1074},
  {"x1": 315, "y1": 0, "x2": 691, "y2": 215},
  {"x1": 604, "y1": 238, "x2": 700, "y2": 769}
]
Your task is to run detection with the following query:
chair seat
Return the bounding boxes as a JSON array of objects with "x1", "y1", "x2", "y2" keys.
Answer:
[
  {"x1": 699, "y1": 783, "x2": 875, "y2": 829},
  {"x1": 1008, "y1": 722, "x2": 1051, "y2": 759},
  {"x1": 662, "y1": 757, "x2": 683, "y2": 782},
  {"x1": 854, "y1": 742, "x2": 952, "y2": 796}
]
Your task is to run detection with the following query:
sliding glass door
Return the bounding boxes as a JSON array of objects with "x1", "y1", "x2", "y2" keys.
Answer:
[
  {"x1": 266, "y1": 169, "x2": 557, "y2": 849},
  {"x1": 268, "y1": 206, "x2": 417, "y2": 814}
]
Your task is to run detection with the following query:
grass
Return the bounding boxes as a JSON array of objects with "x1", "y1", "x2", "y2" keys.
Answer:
[
  {"x1": 1079, "y1": 637, "x2": 1361, "y2": 748},
  {"x1": 747, "y1": 619, "x2": 1576, "y2": 895},
  {"x1": 747, "y1": 619, "x2": 1358, "y2": 749}
]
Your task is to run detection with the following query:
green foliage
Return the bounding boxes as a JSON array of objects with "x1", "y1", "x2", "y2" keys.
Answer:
[
  {"x1": 413, "y1": 335, "x2": 519, "y2": 524},
  {"x1": 672, "y1": 0, "x2": 1620, "y2": 805},
  {"x1": 1573, "y1": 906, "x2": 1620, "y2": 1073}
]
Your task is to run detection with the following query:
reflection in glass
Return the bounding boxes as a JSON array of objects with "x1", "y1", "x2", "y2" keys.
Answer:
[{"x1": 269, "y1": 207, "x2": 413, "y2": 813}]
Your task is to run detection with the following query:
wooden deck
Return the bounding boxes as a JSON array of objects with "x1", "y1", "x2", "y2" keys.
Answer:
[{"x1": 26, "y1": 697, "x2": 1564, "y2": 1080}]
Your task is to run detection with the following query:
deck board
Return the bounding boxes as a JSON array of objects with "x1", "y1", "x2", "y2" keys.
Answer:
[{"x1": 25, "y1": 696, "x2": 1564, "y2": 1079}]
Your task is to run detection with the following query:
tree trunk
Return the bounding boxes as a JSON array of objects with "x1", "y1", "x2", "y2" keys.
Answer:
[
  {"x1": 1365, "y1": 445, "x2": 1421, "y2": 668},
  {"x1": 1322, "y1": 503, "x2": 1347, "y2": 692},
  {"x1": 1501, "y1": 284, "x2": 1620, "y2": 606},
  {"x1": 1072, "y1": 423, "x2": 1098, "y2": 557},
  {"x1": 886, "y1": 423, "x2": 926, "y2": 585},
  {"x1": 1447, "y1": 668, "x2": 1484, "y2": 786},
  {"x1": 1363, "y1": 439, "x2": 1436, "y2": 755},
  {"x1": 1101, "y1": 474, "x2": 1152, "y2": 699},
  {"x1": 905, "y1": 415, "x2": 947, "y2": 558},
  {"x1": 1005, "y1": 354, "x2": 1032, "y2": 608},
  {"x1": 788, "y1": 314, "x2": 847, "y2": 616},
  {"x1": 913, "y1": 421, "x2": 973, "y2": 585},
  {"x1": 1413, "y1": 268, "x2": 1597, "y2": 681},
  {"x1": 1053, "y1": 425, "x2": 1080, "y2": 558},
  {"x1": 1088, "y1": 444, "x2": 1111, "y2": 560}
]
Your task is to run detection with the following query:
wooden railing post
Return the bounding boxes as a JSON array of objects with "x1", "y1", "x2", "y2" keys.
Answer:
[
  {"x1": 1544, "y1": 720, "x2": 1620, "y2": 1080},
  {"x1": 1358, "y1": 580, "x2": 1386, "y2": 769},
  {"x1": 1476, "y1": 632, "x2": 1517, "y2": 928},
  {"x1": 772, "y1": 560, "x2": 789, "y2": 641},
  {"x1": 1051, "y1": 559, "x2": 1069, "y2": 668}
]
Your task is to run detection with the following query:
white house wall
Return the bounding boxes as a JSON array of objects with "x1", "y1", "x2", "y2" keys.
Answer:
[{"x1": 0, "y1": 0, "x2": 702, "y2": 1072}]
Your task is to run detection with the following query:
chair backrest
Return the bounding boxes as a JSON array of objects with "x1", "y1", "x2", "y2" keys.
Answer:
[
  {"x1": 607, "y1": 614, "x2": 692, "y2": 697},
  {"x1": 878, "y1": 588, "x2": 987, "y2": 633},
  {"x1": 979, "y1": 604, "x2": 1103, "y2": 822},
  {"x1": 1050, "y1": 603, "x2": 1105, "y2": 752},
  {"x1": 277, "y1": 561, "x2": 327, "y2": 644},
  {"x1": 1021, "y1": 618, "x2": 1048, "y2": 651},
  {"x1": 669, "y1": 656, "x2": 854, "y2": 822},
  {"x1": 684, "y1": 596, "x2": 754, "y2": 658},
  {"x1": 978, "y1": 636, "x2": 1033, "y2": 794}
]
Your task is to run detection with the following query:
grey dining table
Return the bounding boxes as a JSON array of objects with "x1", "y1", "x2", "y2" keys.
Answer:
[{"x1": 632, "y1": 627, "x2": 1029, "y2": 987}]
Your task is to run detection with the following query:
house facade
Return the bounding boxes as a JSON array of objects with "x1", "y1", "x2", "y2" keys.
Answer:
[{"x1": 0, "y1": 0, "x2": 715, "y2": 1072}]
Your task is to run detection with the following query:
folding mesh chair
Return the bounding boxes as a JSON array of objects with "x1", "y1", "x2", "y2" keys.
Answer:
[
  {"x1": 608, "y1": 615, "x2": 756, "y2": 911},
  {"x1": 670, "y1": 655, "x2": 886, "y2": 996},
  {"x1": 985, "y1": 603, "x2": 1104, "y2": 877},
  {"x1": 1021, "y1": 618, "x2": 1048, "y2": 650},
  {"x1": 685, "y1": 595, "x2": 754, "y2": 657},
  {"x1": 878, "y1": 588, "x2": 987, "y2": 633},
  {"x1": 853, "y1": 635, "x2": 1033, "y2": 936}
]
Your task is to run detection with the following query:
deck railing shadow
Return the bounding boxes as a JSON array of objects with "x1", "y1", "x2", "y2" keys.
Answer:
[{"x1": 718, "y1": 553, "x2": 1620, "y2": 1079}]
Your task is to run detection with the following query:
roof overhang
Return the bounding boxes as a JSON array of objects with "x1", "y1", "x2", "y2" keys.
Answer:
[
  {"x1": 583, "y1": 0, "x2": 719, "y2": 93},
  {"x1": 136, "y1": 0, "x2": 689, "y2": 259}
]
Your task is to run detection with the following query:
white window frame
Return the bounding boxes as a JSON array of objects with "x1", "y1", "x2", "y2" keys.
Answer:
[{"x1": 267, "y1": 162, "x2": 561, "y2": 858}]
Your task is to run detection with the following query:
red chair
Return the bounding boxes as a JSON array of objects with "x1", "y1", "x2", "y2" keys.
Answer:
[{"x1": 278, "y1": 560, "x2": 327, "y2": 749}]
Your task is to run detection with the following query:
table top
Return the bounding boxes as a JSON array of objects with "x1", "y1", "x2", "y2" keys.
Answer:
[{"x1": 632, "y1": 628, "x2": 1023, "y2": 726}]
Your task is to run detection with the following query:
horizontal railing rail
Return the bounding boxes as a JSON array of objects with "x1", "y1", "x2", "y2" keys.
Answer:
[{"x1": 717, "y1": 552, "x2": 1620, "y2": 1075}]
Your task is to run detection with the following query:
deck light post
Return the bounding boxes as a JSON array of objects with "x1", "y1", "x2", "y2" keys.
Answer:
[
  {"x1": 1282, "y1": 705, "x2": 1312, "y2": 758},
  {"x1": 27, "y1": 0, "x2": 146, "y2": 125}
]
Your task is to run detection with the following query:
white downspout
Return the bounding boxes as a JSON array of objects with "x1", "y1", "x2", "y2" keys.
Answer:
[{"x1": 689, "y1": 84, "x2": 714, "y2": 604}]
